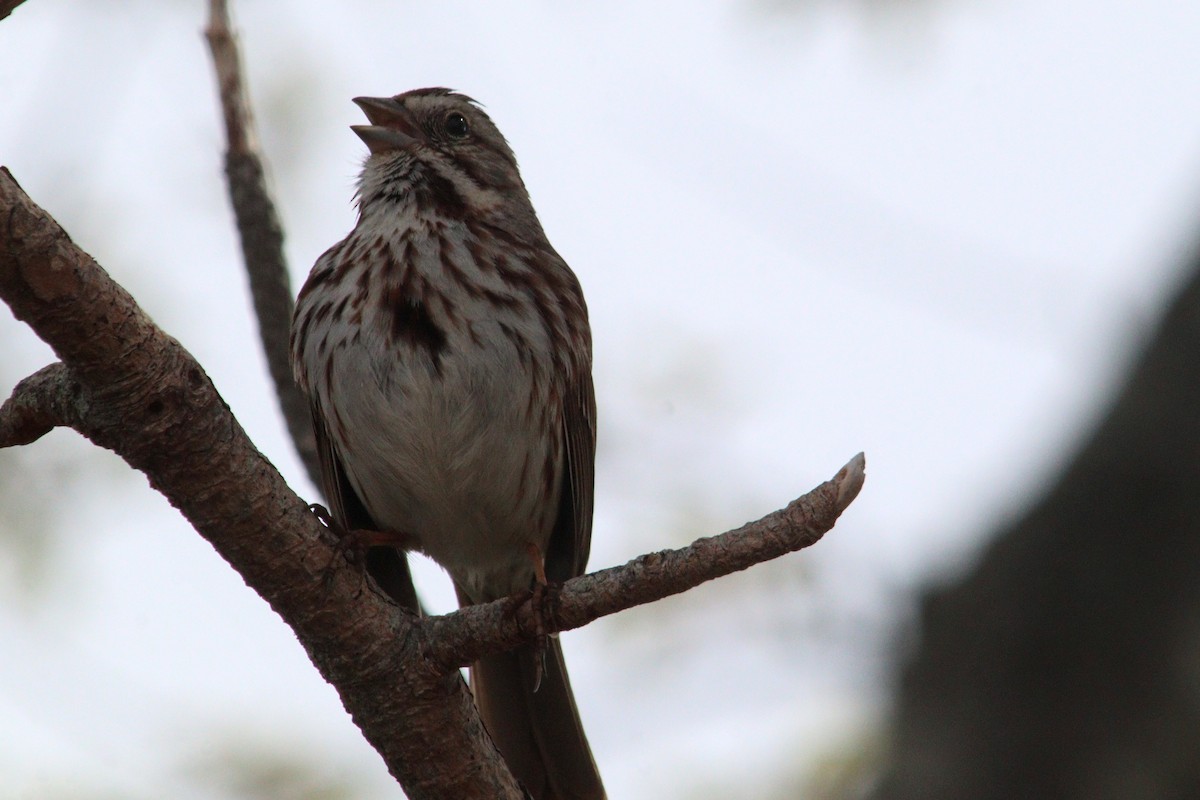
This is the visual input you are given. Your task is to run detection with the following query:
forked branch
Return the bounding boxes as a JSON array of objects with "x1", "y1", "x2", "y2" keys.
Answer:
[{"x1": 0, "y1": 163, "x2": 864, "y2": 798}]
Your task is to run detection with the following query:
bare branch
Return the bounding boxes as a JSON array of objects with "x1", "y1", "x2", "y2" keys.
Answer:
[
  {"x1": 421, "y1": 453, "x2": 866, "y2": 670},
  {"x1": 203, "y1": 0, "x2": 321, "y2": 486}
]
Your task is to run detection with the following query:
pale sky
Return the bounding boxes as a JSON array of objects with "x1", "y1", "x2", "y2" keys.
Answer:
[{"x1": 2, "y1": 1, "x2": 1200, "y2": 797}]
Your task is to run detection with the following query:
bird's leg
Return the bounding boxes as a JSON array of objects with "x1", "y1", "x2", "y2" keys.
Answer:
[
  {"x1": 526, "y1": 541, "x2": 555, "y2": 636},
  {"x1": 498, "y1": 542, "x2": 561, "y2": 691},
  {"x1": 308, "y1": 503, "x2": 414, "y2": 594}
]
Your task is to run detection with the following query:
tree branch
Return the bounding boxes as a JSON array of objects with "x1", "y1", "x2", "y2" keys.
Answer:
[
  {"x1": 202, "y1": 0, "x2": 321, "y2": 486},
  {"x1": 421, "y1": 453, "x2": 864, "y2": 671},
  {"x1": 0, "y1": 0, "x2": 29, "y2": 22},
  {"x1": 0, "y1": 160, "x2": 865, "y2": 797}
]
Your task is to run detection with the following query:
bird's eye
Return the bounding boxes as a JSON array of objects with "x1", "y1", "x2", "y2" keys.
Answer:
[{"x1": 445, "y1": 112, "x2": 470, "y2": 139}]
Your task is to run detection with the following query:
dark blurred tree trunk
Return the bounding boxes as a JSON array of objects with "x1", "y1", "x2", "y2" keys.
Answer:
[{"x1": 871, "y1": 245, "x2": 1200, "y2": 800}]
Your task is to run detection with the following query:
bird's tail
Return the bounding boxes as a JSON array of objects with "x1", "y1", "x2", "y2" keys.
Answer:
[{"x1": 471, "y1": 637, "x2": 606, "y2": 800}]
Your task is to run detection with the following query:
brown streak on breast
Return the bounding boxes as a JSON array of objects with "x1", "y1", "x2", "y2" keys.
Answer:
[
  {"x1": 438, "y1": 235, "x2": 481, "y2": 299},
  {"x1": 420, "y1": 171, "x2": 468, "y2": 219},
  {"x1": 498, "y1": 320, "x2": 533, "y2": 369},
  {"x1": 389, "y1": 297, "x2": 447, "y2": 373},
  {"x1": 465, "y1": 230, "x2": 494, "y2": 273}
]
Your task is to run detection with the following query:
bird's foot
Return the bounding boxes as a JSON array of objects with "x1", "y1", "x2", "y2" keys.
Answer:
[
  {"x1": 308, "y1": 503, "x2": 413, "y2": 596},
  {"x1": 499, "y1": 543, "x2": 561, "y2": 690}
]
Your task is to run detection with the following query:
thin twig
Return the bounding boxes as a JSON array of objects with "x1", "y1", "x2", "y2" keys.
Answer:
[{"x1": 203, "y1": 0, "x2": 321, "y2": 485}]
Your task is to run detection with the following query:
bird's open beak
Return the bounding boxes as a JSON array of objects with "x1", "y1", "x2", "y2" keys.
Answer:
[{"x1": 351, "y1": 96, "x2": 420, "y2": 154}]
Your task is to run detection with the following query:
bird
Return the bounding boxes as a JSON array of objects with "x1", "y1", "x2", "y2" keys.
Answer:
[{"x1": 290, "y1": 87, "x2": 604, "y2": 800}]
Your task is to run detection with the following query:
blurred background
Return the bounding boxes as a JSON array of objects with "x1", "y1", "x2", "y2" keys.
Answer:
[{"x1": 3, "y1": 1, "x2": 1200, "y2": 798}]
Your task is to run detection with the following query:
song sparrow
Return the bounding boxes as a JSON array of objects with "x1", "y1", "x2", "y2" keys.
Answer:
[{"x1": 290, "y1": 88, "x2": 604, "y2": 800}]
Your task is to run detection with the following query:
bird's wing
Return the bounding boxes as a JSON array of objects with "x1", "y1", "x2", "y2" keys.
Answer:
[{"x1": 545, "y1": 366, "x2": 597, "y2": 583}]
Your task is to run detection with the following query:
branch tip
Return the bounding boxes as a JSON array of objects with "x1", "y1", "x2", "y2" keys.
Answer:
[
  {"x1": 0, "y1": 363, "x2": 70, "y2": 447},
  {"x1": 834, "y1": 451, "x2": 866, "y2": 512}
]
